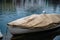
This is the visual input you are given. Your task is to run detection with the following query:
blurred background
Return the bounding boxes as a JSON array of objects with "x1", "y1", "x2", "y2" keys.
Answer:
[{"x1": 0, "y1": 0, "x2": 60, "y2": 40}]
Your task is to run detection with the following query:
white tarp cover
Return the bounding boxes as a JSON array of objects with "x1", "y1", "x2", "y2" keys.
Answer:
[{"x1": 8, "y1": 14, "x2": 60, "y2": 29}]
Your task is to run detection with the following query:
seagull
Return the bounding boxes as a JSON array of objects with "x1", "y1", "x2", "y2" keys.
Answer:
[{"x1": 42, "y1": 10, "x2": 46, "y2": 14}]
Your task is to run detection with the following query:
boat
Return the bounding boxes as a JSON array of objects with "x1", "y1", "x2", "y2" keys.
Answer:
[
  {"x1": 0, "y1": 30, "x2": 3, "y2": 39},
  {"x1": 7, "y1": 14, "x2": 60, "y2": 35}
]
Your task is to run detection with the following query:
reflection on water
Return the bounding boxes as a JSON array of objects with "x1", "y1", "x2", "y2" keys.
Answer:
[
  {"x1": 0, "y1": 0, "x2": 60, "y2": 40},
  {"x1": 53, "y1": 35, "x2": 60, "y2": 40},
  {"x1": 46, "y1": 0, "x2": 60, "y2": 13}
]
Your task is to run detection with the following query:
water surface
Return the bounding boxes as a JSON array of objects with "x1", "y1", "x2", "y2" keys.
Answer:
[{"x1": 0, "y1": 0, "x2": 60, "y2": 40}]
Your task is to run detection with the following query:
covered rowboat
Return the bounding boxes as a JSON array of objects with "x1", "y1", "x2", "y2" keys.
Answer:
[{"x1": 7, "y1": 14, "x2": 60, "y2": 34}]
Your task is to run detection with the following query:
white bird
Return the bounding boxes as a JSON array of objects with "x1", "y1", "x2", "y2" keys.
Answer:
[{"x1": 42, "y1": 10, "x2": 46, "y2": 14}]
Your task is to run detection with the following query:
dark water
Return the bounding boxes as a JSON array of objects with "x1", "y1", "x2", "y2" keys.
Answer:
[{"x1": 0, "y1": 0, "x2": 60, "y2": 40}]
